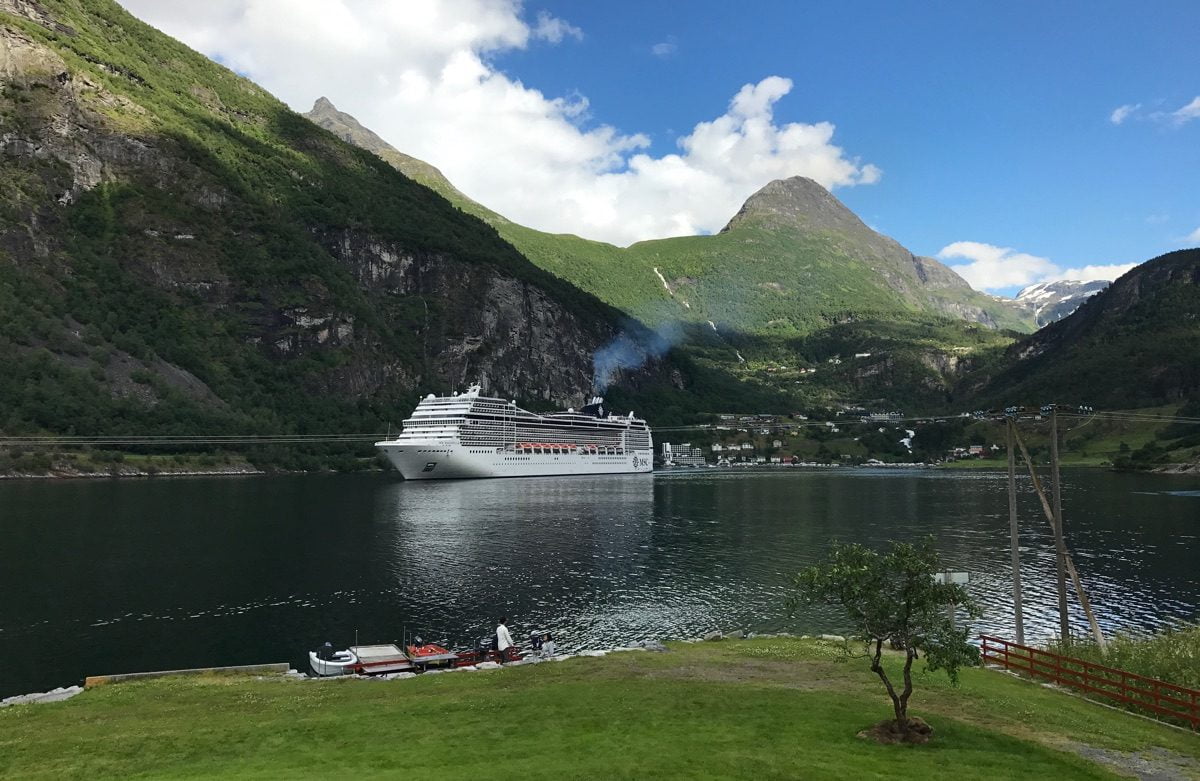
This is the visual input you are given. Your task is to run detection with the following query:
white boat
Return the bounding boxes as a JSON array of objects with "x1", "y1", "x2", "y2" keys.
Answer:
[
  {"x1": 375, "y1": 384, "x2": 653, "y2": 480},
  {"x1": 308, "y1": 644, "x2": 357, "y2": 677}
]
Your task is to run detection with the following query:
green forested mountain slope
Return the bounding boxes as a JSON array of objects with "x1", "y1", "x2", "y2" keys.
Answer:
[
  {"x1": 0, "y1": 0, "x2": 700, "y2": 461},
  {"x1": 626, "y1": 176, "x2": 1035, "y2": 335},
  {"x1": 959, "y1": 249, "x2": 1200, "y2": 409}
]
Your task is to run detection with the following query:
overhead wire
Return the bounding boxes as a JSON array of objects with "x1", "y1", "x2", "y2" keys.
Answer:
[{"x1": 1, "y1": 408, "x2": 1196, "y2": 446}]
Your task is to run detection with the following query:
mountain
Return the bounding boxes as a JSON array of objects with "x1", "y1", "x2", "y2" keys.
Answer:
[
  {"x1": 644, "y1": 175, "x2": 1034, "y2": 333},
  {"x1": 306, "y1": 98, "x2": 1033, "y2": 336},
  {"x1": 1012, "y1": 279, "x2": 1109, "y2": 327},
  {"x1": 306, "y1": 100, "x2": 1036, "y2": 407},
  {"x1": 0, "y1": 0, "x2": 695, "y2": 463},
  {"x1": 961, "y1": 249, "x2": 1200, "y2": 408}
]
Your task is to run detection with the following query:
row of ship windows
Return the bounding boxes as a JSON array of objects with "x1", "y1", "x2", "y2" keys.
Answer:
[
  {"x1": 465, "y1": 447, "x2": 627, "y2": 455},
  {"x1": 498, "y1": 455, "x2": 629, "y2": 460},
  {"x1": 410, "y1": 423, "x2": 646, "y2": 435},
  {"x1": 463, "y1": 440, "x2": 630, "y2": 445}
]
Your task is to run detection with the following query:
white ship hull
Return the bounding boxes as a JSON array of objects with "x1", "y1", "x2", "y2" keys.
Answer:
[{"x1": 377, "y1": 440, "x2": 653, "y2": 480}]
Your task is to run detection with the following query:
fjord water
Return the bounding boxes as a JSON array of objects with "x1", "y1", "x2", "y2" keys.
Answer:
[{"x1": 1, "y1": 469, "x2": 1197, "y2": 698}]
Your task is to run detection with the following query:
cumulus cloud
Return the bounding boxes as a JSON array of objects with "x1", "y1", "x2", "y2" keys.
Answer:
[
  {"x1": 936, "y1": 241, "x2": 1136, "y2": 293},
  {"x1": 116, "y1": 0, "x2": 879, "y2": 246},
  {"x1": 936, "y1": 242, "x2": 1058, "y2": 291},
  {"x1": 1109, "y1": 103, "x2": 1139, "y2": 124},
  {"x1": 1186, "y1": 226, "x2": 1200, "y2": 243}
]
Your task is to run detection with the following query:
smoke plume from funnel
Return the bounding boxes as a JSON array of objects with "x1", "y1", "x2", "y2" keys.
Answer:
[{"x1": 592, "y1": 321, "x2": 680, "y2": 393}]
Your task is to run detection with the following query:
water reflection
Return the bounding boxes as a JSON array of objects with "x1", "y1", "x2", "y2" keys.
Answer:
[{"x1": 0, "y1": 468, "x2": 1196, "y2": 698}]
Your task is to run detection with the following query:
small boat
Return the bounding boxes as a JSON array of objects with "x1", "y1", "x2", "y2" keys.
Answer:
[
  {"x1": 406, "y1": 640, "x2": 463, "y2": 667},
  {"x1": 309, "y1": 642, "x2": 358, "y2": 677}
]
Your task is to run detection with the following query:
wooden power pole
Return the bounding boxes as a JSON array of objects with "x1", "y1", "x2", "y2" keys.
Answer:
[
  {"x1": 1012, "y1": 418, "x2": 1106, "y2": 650},
  {"x1": 1046, "y1": 404, "x2": 1071, "y2": 643},
  {"x1": 1005, "y1": 413, "x2": 1024, "y2": 645}
]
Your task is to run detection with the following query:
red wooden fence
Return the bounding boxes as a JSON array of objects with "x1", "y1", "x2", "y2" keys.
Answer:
[{"x1": 980, "y1": 635, "x2": 1199, "y2": 730}]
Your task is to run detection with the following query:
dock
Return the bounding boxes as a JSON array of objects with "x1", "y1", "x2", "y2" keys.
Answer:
[{"x1": 352, "y1": 644, "x2": 415, "y2": 674}]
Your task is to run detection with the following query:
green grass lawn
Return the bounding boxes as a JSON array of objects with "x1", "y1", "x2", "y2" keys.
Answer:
[{"x1": 2, "y1": 638, "x2": 1197, "y2": 780}]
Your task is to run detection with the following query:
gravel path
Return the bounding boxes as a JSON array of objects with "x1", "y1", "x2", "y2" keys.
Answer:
[{"x1": 1067, "y1": 743, "x2": 1200, "y2": 781}]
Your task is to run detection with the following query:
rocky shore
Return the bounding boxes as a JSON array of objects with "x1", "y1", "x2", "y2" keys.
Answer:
[{"x1": 0, "y1": 464, "x2": 265, "y2": 480}]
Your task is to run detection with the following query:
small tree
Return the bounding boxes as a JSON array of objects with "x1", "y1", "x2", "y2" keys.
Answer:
[{"x1": 790, "y1": 539, "x2": 979, "y2": 739}]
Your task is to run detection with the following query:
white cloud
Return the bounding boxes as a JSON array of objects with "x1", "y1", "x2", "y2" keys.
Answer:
[
  {"x1": 651, "y1": 38, "x2": 678, "y2": 58},
  {"x1": 1186, "y1": 226, "x2": 1200, "y2": 243},
  {"x1": 1059, "y1": 263, "x2": 1138, "y2": 283},
  {"x1": 936, "y1": 242, "x2": 1058, "y2": 291},
  {"x1": 1122, "y1": 95, "x2": 1200, "y2": 127},
  {"x1": 1170, "y1": 96, "x2": 1200, "y2": 125},
  {"x1": 1109, "y1": 103, "x2": 1139, "y2": 124},
  {"x1": 532, "y1": 10, "x2": 581, "y2": 43},
  {"x1": 116, "y1": 1, "x2": 880, "y2": 246},
  {"x1": 936, "y1": 241, "x2": 1136, "y2": 293}
]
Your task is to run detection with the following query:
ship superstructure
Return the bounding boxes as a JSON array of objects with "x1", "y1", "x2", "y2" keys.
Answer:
[{"x1": 375, "y1": 385, "x2": 653, "y2": 480}]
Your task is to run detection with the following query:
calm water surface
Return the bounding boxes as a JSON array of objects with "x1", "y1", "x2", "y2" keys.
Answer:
[{"x1": 1, "y1": 468, "x2": 1197, "y2": 698}]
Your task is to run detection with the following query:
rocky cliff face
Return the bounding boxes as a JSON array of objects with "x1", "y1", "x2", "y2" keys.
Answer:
[
  {"x1": 318, "y1": 230, "x2": 619, "y2": 405},
  {"x1": 0, "y1": 0, "x2": 670, "y2": 441}
]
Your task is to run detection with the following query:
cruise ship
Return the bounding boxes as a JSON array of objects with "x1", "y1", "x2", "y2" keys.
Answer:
[{"x1": 375, "y1": 385, "x2": 653, "y2": 480}]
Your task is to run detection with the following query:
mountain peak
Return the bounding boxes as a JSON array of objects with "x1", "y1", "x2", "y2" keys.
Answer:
[
  {"x1": 720, "y1": 176, "x2": 870, "y2": 235},
  {"x1": 305, "y1": 96, "x2": 391, "y2": 156},
  {"x1": 302, "y1": 98, "x2": 457, "y2": 194}
]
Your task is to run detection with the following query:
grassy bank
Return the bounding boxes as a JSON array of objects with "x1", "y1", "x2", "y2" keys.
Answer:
[
  {"x1": 1051, "y1": 623, "x2": 1200, "y2": 689},
  {"x1": 3, "y1": 637, "x2": 1198, "y2": 780}
]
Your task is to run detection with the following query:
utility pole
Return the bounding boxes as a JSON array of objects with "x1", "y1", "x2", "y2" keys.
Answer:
[
  {"x1": 1005, "y1": 411, "x2": 1024, "y2": 645},
  {"x1": 1045, "y1": 404, "x2": 1071, "y2": 643}
]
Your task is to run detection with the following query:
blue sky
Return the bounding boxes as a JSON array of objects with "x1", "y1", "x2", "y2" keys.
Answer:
[{"x1": 123, "y1": 1, "x2": 1198, "y2": 296}]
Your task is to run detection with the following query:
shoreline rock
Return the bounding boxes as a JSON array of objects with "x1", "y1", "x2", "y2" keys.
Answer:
[{"x1": 1, "y1": 686, "x2": 83, "y2": 708}]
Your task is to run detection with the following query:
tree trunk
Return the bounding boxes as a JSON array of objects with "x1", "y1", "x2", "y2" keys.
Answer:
[
  {"x1": 896, "y1": 647, "x2": 916, "y2": 732},
  {"x1": 869, "y1": 638, "x2": 903, "y2": 723}
]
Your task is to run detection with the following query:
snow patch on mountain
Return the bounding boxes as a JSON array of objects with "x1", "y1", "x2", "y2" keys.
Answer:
[{"x1": 1014, "y1": 280, "x2": 1109, "y2": 327}]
